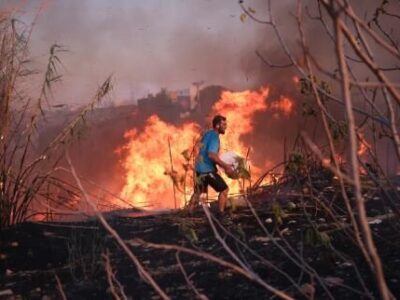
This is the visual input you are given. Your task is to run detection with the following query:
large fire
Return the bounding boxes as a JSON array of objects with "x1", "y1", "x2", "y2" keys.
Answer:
[
  {"x1": 210, "y1": 87, "x2": 269, "y2": 198},
  {"x1": 118, "y1": 86, "x2": 295, "y2": 209},
  {"x1": 116, "y1": 116, "x2": 200, "y2": 208}
]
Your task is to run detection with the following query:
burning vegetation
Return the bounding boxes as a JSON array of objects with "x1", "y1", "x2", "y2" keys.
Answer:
[
  {"x1": 1, "y1": 1, "x2": 400, "y2": 299},
  {"x1": 117, "y1": 86, "x2": 295, "y2": 209}
]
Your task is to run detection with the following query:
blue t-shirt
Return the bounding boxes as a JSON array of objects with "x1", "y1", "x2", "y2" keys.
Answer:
[{"x1": 195, "y1": 130, "x2": 220, "y2": 173}]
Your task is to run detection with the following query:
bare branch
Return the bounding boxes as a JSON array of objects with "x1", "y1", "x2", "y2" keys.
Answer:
[
  {"x1": 54, "y1": 273, "x2": 67, "y2": 300},
  {"x1": 129, "y1": 238, "x2": 294, "y2": 300},
  {"x1": 66, "y1": 152, "x2": 170, "y2": 300},
  {"x1": 335, "y1": 0, "x2": 400, "y2": 59},
  {"x1": 175, "y1": 253, "x2": 208, "y2": 300},
  {"x1": 255, "y1": 50, "x2": 293, "y2": 69},
  {"x1": 103, "y1": 250, "x2": 128, "y2": 300},
  {"x1": 334, "y1": 12, "x2": 394, "y2": 300}
]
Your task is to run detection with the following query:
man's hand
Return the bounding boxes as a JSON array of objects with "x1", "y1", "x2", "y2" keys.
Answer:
[
  {"x1": 208, "y1": 152, "x2": 238, "y2": 179},
  {"x1": 224, "y1": 164, "x2": 238, "y2": 179}
]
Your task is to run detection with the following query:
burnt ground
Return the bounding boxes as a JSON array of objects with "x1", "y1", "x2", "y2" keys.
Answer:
[{"x1": 1, "y1": 180, "x2": 400, "y2": 299}]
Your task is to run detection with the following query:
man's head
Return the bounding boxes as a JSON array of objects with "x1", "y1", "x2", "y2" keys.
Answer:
[{"x1": 212, "y1": 115, "x2": 227, "y2": 134}]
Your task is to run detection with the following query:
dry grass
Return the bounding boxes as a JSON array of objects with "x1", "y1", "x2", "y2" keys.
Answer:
[{"x1": 0, "y1": 11, "x2": 112, "y2": 229}]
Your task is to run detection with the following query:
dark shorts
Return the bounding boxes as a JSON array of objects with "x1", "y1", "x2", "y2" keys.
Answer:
[{"x1": 195, "y1": 172, "x2": 228, "y2": 193}]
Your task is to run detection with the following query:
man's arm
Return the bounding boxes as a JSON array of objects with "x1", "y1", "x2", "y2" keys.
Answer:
[
  {"x1": 206, "y1": 132, "x2": 234, "y2": 175},
  {"x1": 208, "y1": 152, "x2": 234, "y2": 174}
]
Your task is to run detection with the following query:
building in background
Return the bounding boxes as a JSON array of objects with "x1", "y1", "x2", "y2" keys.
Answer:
[{"x1": 136, "y1": 82, "x2": 224, "y2": 123}]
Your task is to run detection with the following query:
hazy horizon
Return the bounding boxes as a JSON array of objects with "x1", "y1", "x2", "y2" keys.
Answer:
[{"x1": 0, "y1": 0, "x2": 299, "y2": 108}]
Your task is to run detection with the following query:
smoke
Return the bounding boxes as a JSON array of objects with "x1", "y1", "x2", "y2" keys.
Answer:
[
  {"x1": 233, "y1": 0, "x2": 400, "y2": 176},
  {"x1": 2, "y1": 0, "x2": 398, "y2": 106},
  {"x1": 5, "y1": 0, "x2": 400, "y2": 197},
  {"x1": 0, "y1": 0, "x2": 302, "y2": 106},
  {"x1": 29, "y1": 0, "x2": 396, "y2": 168},
  {"x1": 24, "y1": 2, "x2": 208, "y2": 102}
]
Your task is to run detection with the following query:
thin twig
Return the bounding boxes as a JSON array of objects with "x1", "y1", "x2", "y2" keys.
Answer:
[
  {"x1": 334, "y1": 13, "x2": 394, "y2": 300},
  {"x1": 66, "y1": 152, "x2": 170, "y2": 300},
  {"x1": 129, "y1": 238, "x2": 293, "y2": 300},
  {"x1": 103, "y1": 250, "x2": 128, "y2": 300},
  {"x1": 54, "y1": 273, "x2": 67, "y2": 300},
  {"x1": 175, "y1": 252, "x2": 208, "y2": 300}
]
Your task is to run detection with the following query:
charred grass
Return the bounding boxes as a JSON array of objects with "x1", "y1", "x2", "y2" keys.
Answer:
[{"x1": 1, "y1": 175, "x2": 400, "y2": 299}]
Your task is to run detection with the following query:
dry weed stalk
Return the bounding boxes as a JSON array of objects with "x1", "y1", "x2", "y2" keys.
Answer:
[
  {"x1": 54, "y1": 273, "x2": 67, "y2": 300},
  {"x1": 332, "y1": 6, "x2": 393, "y2": 299},
  {"x1": 129, "y1": 237, "x2": 293, "y2": 300},
  {"x1": 175, "y1": 252, "x2": 208, "y2": 300},
  {"x1": 102, "y1": 250, "x2": 128, "y2": 300},
  {"x1": 0, "y1": 7, "x2": 114, "y2": 228},
  {"x1": 239, "y1": 1, "x2": 399, "y2": 298},
  {"x1": 66, "y1": 152, "x2": 170, "y2": 300}
]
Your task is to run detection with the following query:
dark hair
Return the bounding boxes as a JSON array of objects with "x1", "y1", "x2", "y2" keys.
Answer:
[{"x1": 212, "y1": 115, "x2": 226, "y2": 128}]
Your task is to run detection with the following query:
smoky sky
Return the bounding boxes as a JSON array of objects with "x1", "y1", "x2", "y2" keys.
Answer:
[
  {"x1": 2, "y1": 0, "x2": 398, "y2": 107},
  {"x1": 1, "y1": 0, "x2": 299, "y2": 106},
  {"x1": 3, "y1": 0, "x2": 399, "y2": 193}
]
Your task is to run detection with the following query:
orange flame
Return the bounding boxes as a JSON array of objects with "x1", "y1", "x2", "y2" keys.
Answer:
[
  {"x1": 117, "y1": 115, "x2": 200, "y2": 209},
  {"x1": 270, "y1": 97, "x2": 295, "y2": 116},
  {"x1": 357, "y1": 132, "x2": 370, "y2": 157},
  {"x1": 210, "y1": 87, "x2": 269, "y2": 196},
  {"x1": 212, "y1": 87, "x2": 269, "y2": 151},
  {"x1": 118, "y1": 86, "x2": 294, "y2": 209}
]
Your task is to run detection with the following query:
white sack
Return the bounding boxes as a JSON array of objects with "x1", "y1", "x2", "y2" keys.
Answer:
[{"x1": 220, "y1": 151, "x2": 241, "y2": 170}]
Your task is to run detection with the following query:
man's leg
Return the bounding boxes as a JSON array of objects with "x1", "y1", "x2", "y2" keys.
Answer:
[
  {"x1": 208, "y1": 173, "x2": 229, "y2": 213},
  {"x1": 188, "y1": 173, "x2": 206, "y2": 213},
  {"x1": 218, "y1": 187, "x2": 229, "y2": 213},
  {"x1": 217, "y1": 187, "x2": 233, "y2": 226}
]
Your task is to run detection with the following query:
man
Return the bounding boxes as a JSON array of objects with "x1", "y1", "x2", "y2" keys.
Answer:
[{"x1": 188, "y1": 115, "x2": 234, "y2": 215}]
